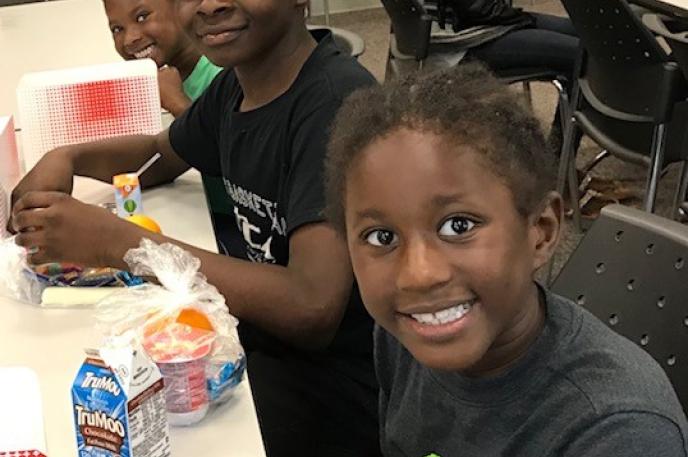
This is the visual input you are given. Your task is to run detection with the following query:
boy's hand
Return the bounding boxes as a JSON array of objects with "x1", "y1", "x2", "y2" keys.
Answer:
[
  {"x1": 158, "y1": 66, "x2": 192, "y2": 117},
  {"x1": 12, "y1": 191, "x2": 124, "y2": 266},
  {"x1": 8, "y1": 148, "x2": 75, "y2": 234}
]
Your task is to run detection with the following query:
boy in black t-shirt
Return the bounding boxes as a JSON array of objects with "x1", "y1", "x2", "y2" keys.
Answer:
[{"x1": 10, "y1": 1, "x2": 379, "y2": 455}]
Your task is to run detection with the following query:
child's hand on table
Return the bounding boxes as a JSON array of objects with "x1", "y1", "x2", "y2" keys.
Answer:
[
  {"x1": 11, "y1": 191, "x2": 130, "y2": 267},
  {"x1": 8, "y1": 148, "x2": 75, "y2": 233},
  {"x1": 158, "y1": 66, "x2": 192, "y2": 117}
]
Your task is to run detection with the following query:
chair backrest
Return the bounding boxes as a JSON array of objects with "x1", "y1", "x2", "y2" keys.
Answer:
[
  {"x1": 645, "y1": 14, "x2": 688, "y2": 82},
  {"x1": 562, "y1": 0, "x2": 684, "y2": 122},
  {"x1": 552, "y1": 204, "x2": 688, "y2": 410},
  {"x1": 381, "y1": 0, "x2": 433, "y2": 60},
  {"x1": 307, "y1": 26, "x2": 366, "y2": 58}
]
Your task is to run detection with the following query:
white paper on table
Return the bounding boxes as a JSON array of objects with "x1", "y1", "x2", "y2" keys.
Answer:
[{"x1": 0, "y1": 367, "x2": 47, "y2": 455}]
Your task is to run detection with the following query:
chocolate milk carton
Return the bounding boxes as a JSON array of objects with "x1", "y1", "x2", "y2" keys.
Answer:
[{"x1": 72, "y1": 346, "x2": 171, "y2": 457}]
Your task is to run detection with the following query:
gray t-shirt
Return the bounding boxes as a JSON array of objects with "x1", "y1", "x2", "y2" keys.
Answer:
[{"x1": 375, "y1": 288, "x2": 688, "y2": 457}]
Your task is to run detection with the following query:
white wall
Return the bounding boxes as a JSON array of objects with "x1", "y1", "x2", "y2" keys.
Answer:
[{"x1": 309, "y1": 0, "x2": 380, "y2": 16}]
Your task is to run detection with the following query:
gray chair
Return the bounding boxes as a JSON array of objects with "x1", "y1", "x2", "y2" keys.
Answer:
[
  {"x1": 307, "y1": 25, "x2": 366, "y2": 59},
  {"x1": 644, "y1": 13, "x2": 688, "y2": 218},
  {"x1": 552, "y1": 204, "x2": 688, "y2": 409},
  {"x1": 558, "y1": 0, "x2": 688, "y2": 229}
]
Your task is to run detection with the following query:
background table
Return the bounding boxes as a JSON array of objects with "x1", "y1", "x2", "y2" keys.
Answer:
[
  {"x1": 0, "y1": 172, "x2": 267, "y2": 456},
  {"x1": 0, "y1": 0, "x2": 123, "y2": 125}
]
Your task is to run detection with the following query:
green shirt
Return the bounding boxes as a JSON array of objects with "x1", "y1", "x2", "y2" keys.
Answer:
[{"x1": 182, "y1": 55, "x2": 223, "y2": 100}]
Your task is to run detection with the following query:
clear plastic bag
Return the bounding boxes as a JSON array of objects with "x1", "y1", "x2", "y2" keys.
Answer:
[
  {"x1": 95, "y1": 238, "x2": 245, "y2": 424},
  {"x1": 0, "y1": 236, "x2": 44, "y2": 304},
  {"x1": 0, "y1": 236, "x2": 143, "y2": 307}
]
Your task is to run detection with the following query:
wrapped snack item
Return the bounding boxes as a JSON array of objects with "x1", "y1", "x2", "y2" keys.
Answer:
[
  {"x1": 0, "y1": 241, "x2": 144, "y2": 307},
  {"x1": 0, "y1": 236, "x2": 44, "y2": 304},
  {"x1": 0, "y1": 214, "x2": 143, "y2": 307},
  {"x1": 96, "y1": 239, "x2": 245, "y2": 427},
  {"x1": 31, "y1": 263, "x2": 143, "y2": 288}
]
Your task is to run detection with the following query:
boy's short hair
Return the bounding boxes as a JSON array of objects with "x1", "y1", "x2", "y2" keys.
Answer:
[{"x1": 325, "y1": 63, "x2": 557, "y2": 232}]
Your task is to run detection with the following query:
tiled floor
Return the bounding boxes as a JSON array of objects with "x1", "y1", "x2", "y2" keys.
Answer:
[{"x1": 309, "y1": 1, "x2": 684, "y2": 278}]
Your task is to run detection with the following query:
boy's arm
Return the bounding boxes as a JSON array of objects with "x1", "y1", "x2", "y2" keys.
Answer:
[
  {"x1": 154, "y1": 221, "x2": 353, "y2": 350},
  {"x1": 68, "y1": 130, "x2": 190, "y2": 187},
  {"x1": 158, "y1": 66, "x2": 192, "y2": 117},
  {"x1": 11, "y1": 130, "x2": 188, "y2": 200},
  {"x1": 8, "y1": 131, "x2": 188, "y2": 233},
  {"x1": 12, "y1": 194, "x2": 351, "y2": 350}
]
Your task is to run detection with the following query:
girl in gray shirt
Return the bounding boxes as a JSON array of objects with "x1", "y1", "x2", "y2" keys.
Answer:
[{"x1": 324, "y1": 63, "x2": 688, "y2": 457}]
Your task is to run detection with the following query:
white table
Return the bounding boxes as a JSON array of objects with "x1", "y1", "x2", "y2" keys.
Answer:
[
  {"x1": 0, "y1": 2, "x2": 267, "y2": 453},
  {"x1": 0, "y1": 172, "x2": 267, "y2": 456}
]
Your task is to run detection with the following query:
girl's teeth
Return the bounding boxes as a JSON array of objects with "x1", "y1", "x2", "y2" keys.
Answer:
[
  {"x1": 411, "y1": 303, "x2": 472, "y2": 326},
  {"x1": 134, "y1": 46, "x2": 153, "y2": 59}
]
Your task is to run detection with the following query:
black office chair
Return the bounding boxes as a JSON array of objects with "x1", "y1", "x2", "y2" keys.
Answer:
[
  {"x1": 558, "y1": 0, "x2": 688, "y2": 228},
  {"x1": 381, "y1": 0, "x2": 568, "y2": 93},
  {"x1": 643, "y1": 13, "x2": 688, "y2": 218},
  {"x1": 308, "y1": 25, "x2": 366, "y2": 59},
  {"x1": 381, "y1": 0, "x2": 433, "y2": 77},
  {"x1": 552, "y1": 204, "x2": 688, "y2": 411}
]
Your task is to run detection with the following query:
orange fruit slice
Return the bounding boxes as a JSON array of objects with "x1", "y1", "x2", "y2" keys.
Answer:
[
  {"x1": 176, "y1": 308, "x2": 214, "y2": 332},
  {"x1": 143, "y1": 308, "x2": 214, "y2": 338},
  {"x1": 125, "y1": 214, "x2": 161, "y2": 233}
]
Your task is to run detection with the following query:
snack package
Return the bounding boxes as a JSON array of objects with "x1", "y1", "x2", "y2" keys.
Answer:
[
  {"x1": 32, "y1": 263, "x2": 143, "y2": 288},
  {"x1": 0, "y1": 236, "x2": 144, "y2": 307},
  {"x1": 95, "y1": 239, "x2": 245, "y2": 426}
]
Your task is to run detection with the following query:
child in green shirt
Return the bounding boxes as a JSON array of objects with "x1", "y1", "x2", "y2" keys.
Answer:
[{"x1": 103, "y1": 0, "x2": 222, "y2": 115}]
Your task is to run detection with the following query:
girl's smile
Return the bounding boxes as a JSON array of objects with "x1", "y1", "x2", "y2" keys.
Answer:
[
  {"x1": 398, "y1": 298, "x2": 476, "y2": 342},
  {"x1": 345, "y1": 127, "x2": 554, "y2": 375}
]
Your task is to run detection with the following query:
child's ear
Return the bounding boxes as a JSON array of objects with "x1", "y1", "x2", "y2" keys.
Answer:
[{"x1": 530, "y1": 192, "x2": 563, "y2": 271}]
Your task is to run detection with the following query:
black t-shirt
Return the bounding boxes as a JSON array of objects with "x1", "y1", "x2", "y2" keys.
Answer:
[{"x1": 169, "y1": 31, "x2": 377, "y2": 386}]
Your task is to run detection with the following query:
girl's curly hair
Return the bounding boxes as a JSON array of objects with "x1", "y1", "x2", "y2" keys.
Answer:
[{"x1": 325, "y1": 62, "x2": 557, "y2": 232}]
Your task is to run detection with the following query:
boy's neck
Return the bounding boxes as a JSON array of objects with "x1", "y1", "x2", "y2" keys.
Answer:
[
  {"x1": 174, "y1": 46, "x2": 203, "y2": 81},
  {"x1": 464, "y1": 283, "x2": 546, "y2": 378},
  {"x1": 235, "y1": 26, "x2": 317, "y2": 112}
]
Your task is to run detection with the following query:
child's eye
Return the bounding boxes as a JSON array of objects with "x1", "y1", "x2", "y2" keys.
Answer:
[
  {"x1": 111, "y1": 25, "x2": 122, "y2": 34},
  {"x1": 438, "y1": 216, "x2": 476, "y2": 237},
  {"x1": 364, "y1": 229, "x2": 397, "y2": 247},
  {"x1": 136, "y1": 12, "x2": 149, "y2": 22}
]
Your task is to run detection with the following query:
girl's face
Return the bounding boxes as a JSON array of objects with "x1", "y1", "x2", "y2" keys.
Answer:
[
  {"x1": 105, "y1": 0, "x2": 187, "y2": 67},
  {"x1": 344, "y1": 128, "x2": 560, "y2": 374}
]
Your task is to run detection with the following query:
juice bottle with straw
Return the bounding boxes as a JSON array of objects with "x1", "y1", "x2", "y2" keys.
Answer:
[
  {"x1": 113, "y1": 173, "x2": 142, "y2": 218},
  {"x1": 113, "y1": 153, "x2": 161, "y2": 220}
]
